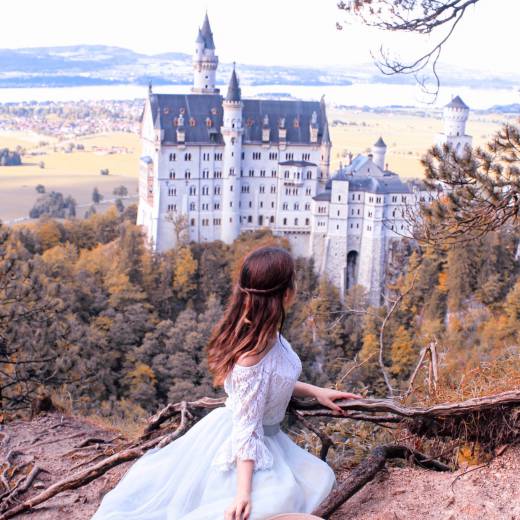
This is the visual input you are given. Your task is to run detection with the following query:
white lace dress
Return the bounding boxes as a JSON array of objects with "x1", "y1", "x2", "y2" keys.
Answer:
[{"x1": 91, "y1": 332, "x2": 336, "y2": 520}]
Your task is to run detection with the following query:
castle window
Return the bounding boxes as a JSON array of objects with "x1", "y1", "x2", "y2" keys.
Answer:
[
  {"x1": 356, "y1": 223, "x2": 359, "y2": 228},
  {"x1": 283, "y1": 218, "x2": 287, "y2": 225},
  {"x1": 401, "y1": 195, "x2": 407, "y2": 202},
  {"x1": 271, "y1": 170, "x2": 277, "y2": 177},
  {"x1": 184, "y1": 153, "x2": 191, "y2": 161},
  {"x1": 285, "y1": 153, "x2": 294, "y2": 160},
  {"x1": 271, "y1": 185, "x2": 276, "y2": 194},
  {"x1": 241, "y1": 152, "x2": 245, "y2": 160},
  {"x1": 270, "y1": 216, "x2": 274, "y2": 223},
  {"x1": 168, "y1": 188, "x2": 176, "y2": 196},
  {"x1": 260, "y1": 170, "x2": 266, "y2": 177},
  {"x1": 358, "y1": 194, "x2": 361, "y2": 200},
  {"x1": 259, "y1": 185, "x2": 265, "y2": 194},
  {"x1": 214, "y1": 152, "x2": 223, "y2": 161},
  {"x1": 249, "y1": 169, "x2": 254, "y2": 177},
  {"x1": 302, "y1": 153, "x2": 310, "y2": 161},
  {"x1": 269, "y1": 152, "x2": 278, "y2": 160},
  {"x1": 338, "y1": 195, "x2": 341, "y2": 202},
  {"x1": 271, "y1": 201, "x2": 275, "y2": 208},
  {"x1": 336, "y1": 225, "x2": 339, "y2": 230},
  {"x1": 213, "y1": 218, "x2": 221, "y2": 225},
  {"x1": 392, "y1": 195, "x2": 397, "y2": 202},
  {"x1": 357, "y1": 209, "x2": 360, "y2": 215},
  {"x1": 169, "y1": 170, "x2": 175, "y2": 179},
  {"x1": 252, "y1": 152, "x2": 261, "y2": 160},
  {"x1": 352, "y1": 194, "x2": 355, "y2": 200},
  {"x1": 260, "y1": 201, "x2": 264, "y2": 208},
  {"x1": 306, "y1": 187, "x2": 311, "y2": 195},
  {"x1": 294, "y1": 203, "x2": 299, "y2": 210},
  {"x1": 214, "y1": 202, "x2": 220, "y2": 210},
  {"x1": 167, "y1": 204, "x2": 175, "y2": 211},
  {"x1": 306, "y1": 171, "x2": 312, "y2": 179},
  {"x1": 337, "y1": 210, "x2": 340, "y2": 216},
  {"x1": 214, "y1": 186, "x2": 221, "y2": 195},
  {"x1": 248, "y1": 215, "x2": 253, "y2": 223},
  {"x1": 376, "y1": 196, "x2": 381, "y2": 203},
  {"x1": 305, "y1": 218, "x2": 309, "y2": 225},
  {"x1": 284, "y1": 171, "x2": 290, "y2": 178},
  {"x1": 283, "y1": 202, "x2": 288, "y2": 210},
  {"x1": 169, "y1": 153, "x2": 176, "y2": 161},
  {"x1": 189, "y1": 185, "x2": 196, "y2": 196},
  {"x1": 230, "y1": 185, "x2": 233, "y2": 192},
  {"x1": 294, "y1": 218, "x2": 299, "y2": 225},
  {"x1": 189, "y1": 202, "x2": 196, "y2": 210},
  {"x1": 185, "y1": 170, "x2": 191, "y2": 179},
  {"x1": 190, "y1": 218, "x2": 195, "y2": 226},
  {"x1": 229, "y1": 168, "x2": 235, "y2": 176},
  {"x1": 305, "y1": 203, "x2": 310, "y2": 210}
]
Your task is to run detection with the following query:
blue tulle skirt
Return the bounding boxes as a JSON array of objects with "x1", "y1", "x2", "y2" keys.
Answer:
[{"x1": 91, "y1": 406, "x2": 336, "y2": 519}]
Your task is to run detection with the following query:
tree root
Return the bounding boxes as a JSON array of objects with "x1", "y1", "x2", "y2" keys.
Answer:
[
  {"x1": 312, "y1": 444, "x2": 450, "y2": 519},
  {"x1": 0, "y1": 391, "x2": 518, "y2": 519}
]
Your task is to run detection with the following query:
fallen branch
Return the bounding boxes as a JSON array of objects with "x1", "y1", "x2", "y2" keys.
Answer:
[
  {"x1": 312, "y1": 444, "x2": 450, "y2": 518},
  {"x1": 1, "y1": 390, "x2": 518, "y2": 518}
]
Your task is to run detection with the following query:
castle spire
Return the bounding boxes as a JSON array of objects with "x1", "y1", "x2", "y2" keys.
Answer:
[
  {"x1": 192, "y1": 11, "x2": 219, "y2": 94},
  {"x1": 200, "y1": 12, "x2": 215, "y2": 49},
  {"x1": 226, "y1": 63, "x2": 241, "y2": 102}
]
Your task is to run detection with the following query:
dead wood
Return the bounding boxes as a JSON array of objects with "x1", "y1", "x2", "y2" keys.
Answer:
[
  {"x1": 312, "y1": 444, "x2": 450, "y2": 519},
  {"x1": 1, "y1": 390, "x2": 518, "y2": 519}
]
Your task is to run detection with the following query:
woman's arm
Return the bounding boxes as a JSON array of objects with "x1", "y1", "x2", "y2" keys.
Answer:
[
  {"x1": 292, "y1": 380, "x2": 363, "y2": 415},
  {"x1": 225, "y1": 459, "x2": 253, "y2": 520}
]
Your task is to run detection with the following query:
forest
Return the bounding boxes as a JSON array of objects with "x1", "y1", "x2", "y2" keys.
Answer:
[{"x1": 1, "y1": 200, "x2": 519, "y2": 435}]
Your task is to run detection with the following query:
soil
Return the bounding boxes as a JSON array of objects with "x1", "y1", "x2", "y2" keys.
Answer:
[{"x1": 1, "y1": 412, "x2": 519, "y2": 519}]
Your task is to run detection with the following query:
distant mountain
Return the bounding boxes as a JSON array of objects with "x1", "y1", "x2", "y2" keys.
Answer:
[{"x1": 0, "y1": 45, "x2": 518, "y2": 90}]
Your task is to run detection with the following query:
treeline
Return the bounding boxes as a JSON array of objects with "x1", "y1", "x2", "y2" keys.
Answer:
[
  {"x1": 0, "y1": 148, "x2": 22, "y2": 166},
  {"x1": 1, "y1": 206, "x2": 519, "y2": 423}
]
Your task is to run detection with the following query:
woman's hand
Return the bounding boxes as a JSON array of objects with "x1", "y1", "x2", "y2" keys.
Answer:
[
  {"x1": 224, "y1": 492, "x2": 251, "y2": 520},
  {"x1": 314, "y1": 387, "x2": 362, "y2": 415}
]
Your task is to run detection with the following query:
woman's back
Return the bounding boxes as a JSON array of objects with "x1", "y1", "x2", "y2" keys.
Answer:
[{"x1": 224, "y1": 332, "x2": 302, "y2": 427}]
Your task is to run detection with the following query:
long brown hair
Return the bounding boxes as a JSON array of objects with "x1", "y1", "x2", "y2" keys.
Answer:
[{"x1": 206, "y1": 246, "x2": 296, "y2": 386}]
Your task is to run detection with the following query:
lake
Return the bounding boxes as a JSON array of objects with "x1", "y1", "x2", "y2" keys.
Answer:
[{"x1": 0, "y1": 83, "x2": 517, "y2": 110}]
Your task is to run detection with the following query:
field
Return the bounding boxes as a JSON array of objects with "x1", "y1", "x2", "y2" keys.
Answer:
[
  {"x1": 0, "y1": 132, "x2": 140, "y2": 222},
  {"x1": 0, "y1": 110, "x2": 512, "y2": 222},
  {"x1": 328, "y1": 108, "x2": 510, "y2": 178}
]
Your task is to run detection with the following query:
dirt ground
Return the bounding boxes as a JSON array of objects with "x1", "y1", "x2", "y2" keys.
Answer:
[{"x1": 1, "y1": 412, "x2": 519, "y2": 519}]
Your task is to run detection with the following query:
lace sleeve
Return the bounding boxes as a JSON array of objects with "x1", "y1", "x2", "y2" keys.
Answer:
[{"x1": 227, "y1": 363, "x2": 273, "y2": 471}]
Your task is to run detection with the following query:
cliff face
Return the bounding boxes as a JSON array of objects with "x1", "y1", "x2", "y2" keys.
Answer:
[{"x1": 1, "y1": 411, "x2": 520, "y2": 519}]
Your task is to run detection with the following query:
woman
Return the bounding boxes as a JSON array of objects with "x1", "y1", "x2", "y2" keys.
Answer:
[{"x1": 91, "y1": 246, "x2": 361, "y2": 520}]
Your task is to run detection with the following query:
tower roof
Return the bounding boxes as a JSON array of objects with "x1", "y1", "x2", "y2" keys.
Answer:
[
  {"x1": 320, "y1": 96, "x2": 331, "y2": 145},
  {"x1": 199, "y1": 13, "x2": 215, "y2": 49},
  {"x1": 226, "y1": 65, "x2": 241, "y2": 102},
  {"x1": 446, "y1": 95, "x2": 469, "y2": 109},
  {"x1": 374, "y1": 136, "x2": 386, "y2": 148}
]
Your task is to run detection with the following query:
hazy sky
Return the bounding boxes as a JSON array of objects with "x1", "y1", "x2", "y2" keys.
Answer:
[{"x1": 1, "y1": 0, "x2": 517, "y2": 74}]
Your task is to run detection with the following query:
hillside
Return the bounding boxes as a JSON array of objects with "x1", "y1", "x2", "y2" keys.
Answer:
[
  {"x1": 1, "y1": 411, "x2": 519, "y2": 519},
  {"x1": 0, "y1": 45, "x2": 519, "y2": 89}
]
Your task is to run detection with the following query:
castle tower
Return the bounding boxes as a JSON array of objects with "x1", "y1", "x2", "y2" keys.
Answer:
[
  {"x1": 436, "y1": 95, "x2": 472, "y2": 154},
  {"x1": 192, "y1": 13, "x2": 219, "y2": 94},
  {"x1": 372, "y1": 136, "x2": 387, "y2": 170},
  {"x1": 319, "y1": 96, "x2": 332, "y2": 180},
  {"x1": 221, "y1": 65, "x2": 243, "y2": 244}
]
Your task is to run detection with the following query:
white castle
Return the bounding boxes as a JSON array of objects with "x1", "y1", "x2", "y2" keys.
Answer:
[{"x1": 137, "y1": 14, "x2": 472, "y2": 306}]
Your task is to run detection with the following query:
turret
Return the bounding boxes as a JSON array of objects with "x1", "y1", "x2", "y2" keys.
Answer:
[
  {"x1": 221, "y1": 65, "x2": 243, "y2": 244},
  {"x1": 436, "y1": 95, "x2": 472, "y2": 155},
  {"x1": 443, "y1": 95, "x2": 469, "y2": 138},
  {"x1": 372, "y1": 136, "x2": 387, "y2": 170},
  {"x1": 192, "y1": 13, "x2": 219, "y2": 94}
]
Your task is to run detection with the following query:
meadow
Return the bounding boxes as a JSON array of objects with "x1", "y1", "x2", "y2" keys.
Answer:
[
  {"x1": 0, "y1": 132, "x2": 139, "y2": 222},
  {"x1": 0, "y1": 108, "x2": 510, "y2": 222}
]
